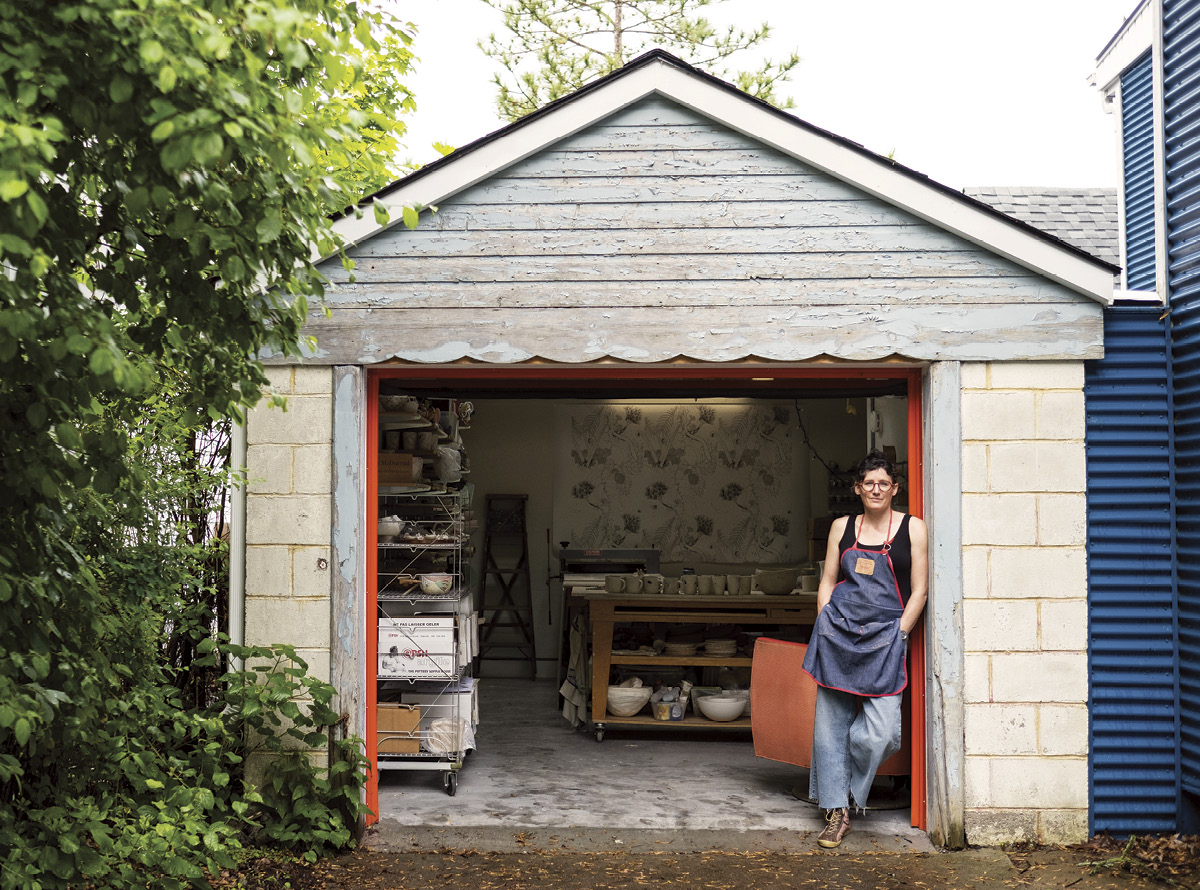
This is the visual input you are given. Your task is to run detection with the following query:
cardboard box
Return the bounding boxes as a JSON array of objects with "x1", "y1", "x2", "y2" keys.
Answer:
[
  {"x1": 377, "y1": 703, "x2": 420, "y2": 754},
  {"x1": 379, "y1": 616, "x2": 458, "y2": 678},
  {"x1": 378, "y1": 452, "x2": 423, "y2": 484}
]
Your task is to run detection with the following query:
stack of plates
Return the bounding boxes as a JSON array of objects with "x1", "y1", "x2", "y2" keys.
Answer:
[
  {"x1": 663, "y1": 642, "x2": 698, "y2": 657},
  {"x1": 703, "y1": 639, "x2": 738, "y2": 657}
]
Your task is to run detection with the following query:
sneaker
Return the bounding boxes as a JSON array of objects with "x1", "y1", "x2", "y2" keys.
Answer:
[{"x1": 817, "y1": 807, "x2": 850, "y2": 848}]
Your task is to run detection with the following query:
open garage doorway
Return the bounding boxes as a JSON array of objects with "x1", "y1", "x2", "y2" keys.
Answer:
[{"x1": 363, "y1": 364, "x2": 927, "y2": 833}]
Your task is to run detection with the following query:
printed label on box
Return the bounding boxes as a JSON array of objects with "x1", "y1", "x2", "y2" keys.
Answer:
[{"x1": 378, "y1": 616, "x2": 457, "y2": 678}]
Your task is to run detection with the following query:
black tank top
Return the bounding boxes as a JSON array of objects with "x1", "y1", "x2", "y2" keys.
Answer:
[{"x1": 837, "y1": 514, "x2": 913, "y2": 605}]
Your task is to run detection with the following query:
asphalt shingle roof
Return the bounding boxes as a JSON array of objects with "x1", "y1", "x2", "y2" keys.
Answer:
[{"x1": 964, "y1": 186, "x2": 1120, "y2": 268}]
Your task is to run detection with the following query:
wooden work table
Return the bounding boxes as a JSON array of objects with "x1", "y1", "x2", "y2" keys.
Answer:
[{"x1": 572, "y1": 590, "x2": 818, "y2": 740}]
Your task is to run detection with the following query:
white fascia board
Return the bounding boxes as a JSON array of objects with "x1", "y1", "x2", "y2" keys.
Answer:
[
  {"x1": 325, "y1": 58, "x2": 1113, "y2": 304},
  {"x1": 646, "y1": 65, "x2": 1113, "y2": 304},
  {"x1": 1093, "y1": 0, "x2": 1154, "y2": 94}
]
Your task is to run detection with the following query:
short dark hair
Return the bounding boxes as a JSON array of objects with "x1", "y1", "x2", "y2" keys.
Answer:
[{"x1": 854, "y1": 449, "x2": 897, "y2": 484}]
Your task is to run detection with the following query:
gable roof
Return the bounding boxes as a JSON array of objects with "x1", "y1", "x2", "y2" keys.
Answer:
[
  {"x1": 965, "y1": 187, "x2": 1119, "y2": 266},
  {"x1": 330, "y1": 50, "x2": 1118, "y2": 304}
]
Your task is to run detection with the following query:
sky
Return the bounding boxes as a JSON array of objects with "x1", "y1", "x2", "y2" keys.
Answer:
[{"x1": 392, "y1": 0, "x2": 1140, "y2": 191}]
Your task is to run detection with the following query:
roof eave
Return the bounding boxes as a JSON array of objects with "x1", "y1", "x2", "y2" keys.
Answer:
[{"x1": 326, "y1": 52, "x2": 1115, "y2": 306}]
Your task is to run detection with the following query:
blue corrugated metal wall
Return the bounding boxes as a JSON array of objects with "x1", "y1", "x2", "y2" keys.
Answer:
[
  {"x1": 1165, "y1": 0, "x2": 1200, "y2": 800},
  {"x1": 1123, "y1": 52, "x2": 1158, "y2": 291},
  {"x1": 1086, "y1": 305, "x2": 1177, "y2": 834}
]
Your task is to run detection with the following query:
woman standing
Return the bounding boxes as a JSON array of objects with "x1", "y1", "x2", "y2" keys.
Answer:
[{"x1": 801, "y1": 450, "x2": 928, "y2": 848}]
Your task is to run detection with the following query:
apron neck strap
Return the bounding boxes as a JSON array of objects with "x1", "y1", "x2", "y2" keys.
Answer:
[{"x1": 854, "y1": 510, "x2": 894, "y2": 552}]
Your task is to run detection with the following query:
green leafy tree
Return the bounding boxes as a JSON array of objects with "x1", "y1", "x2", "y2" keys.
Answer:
[
  {"x1": 0, "y1": 0, "x2": 413, "y2": 886},
  {"x1": 479, "y1": 0, "x2": 801, "y2": 121}
]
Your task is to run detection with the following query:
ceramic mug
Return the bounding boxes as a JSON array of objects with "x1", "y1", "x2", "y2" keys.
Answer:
[
  {"x1": 697, "y1": 575, "x2": 713, "y2": 595},
  {"x1": 624, "y1": 574, "x2": 644, "y2": 594},
  {"x1": 643, "y1": 574, "x2": 663, "y2": 595},
  {"x1": 383, "y1": 430, "x2": 401, "y2": 451},
  {"x1": 681, "y1": 575, "x2": 698, "y2": 596},
  {"x1": 605, "y1": 575, "x2": 624, "y2": 593},
  {"x1": 706, "y1": 575, "x2": 726, "y2": 595},
  {"x1": 726, "y1": 574, "x2": 741, "y2": 597},
  {"x1": 740, "y1": 575, "x2": 754, "y2": 595},
  {"x1": 402, "y1": 431, "x2": 418, "y2": 451},
  {"x1": 801, "y1": 574, "x2": 819, "y2": 592}
]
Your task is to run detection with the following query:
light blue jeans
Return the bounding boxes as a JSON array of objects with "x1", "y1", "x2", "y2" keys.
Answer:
[{"x1": 809, "y1": 685, "x2": 903, "y2": 810}]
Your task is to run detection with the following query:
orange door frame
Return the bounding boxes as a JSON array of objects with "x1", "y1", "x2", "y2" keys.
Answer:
[{"x1": 363, "y1": 364, "x2": 927, "y2": 831}]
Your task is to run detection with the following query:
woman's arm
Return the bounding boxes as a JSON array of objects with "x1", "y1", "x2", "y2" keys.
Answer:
[
  {"x1": 899, "y1": 515, "x2": 928, "y2": 635},
  {"x1": 816, "y1": 516, "x2": 848, "y2": 613}
]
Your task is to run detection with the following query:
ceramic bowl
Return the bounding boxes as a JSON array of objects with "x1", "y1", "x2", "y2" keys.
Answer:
[
  {"x1": 696, "y1": 694, "x2": 747, "y2": 722},
  {"x1": 755, "y1": 568, "x2": 799, "y2": 595},
  {"x1": 607, "y1": 686, "x2": 652, "y2": 717},
  {"x1": 378, "y1": 518, "x2": 403, "y2": 541},
  {"x1": 419, "y1": 573, "x2": 454, "y2": 595}
]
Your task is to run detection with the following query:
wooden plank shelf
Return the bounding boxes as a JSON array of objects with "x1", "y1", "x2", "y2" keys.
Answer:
[
  {"x1": 595, "y1": 714, "x2": 751, "y2": 731},
  {"x1": 609, "y1": 654, "x2": 753, "y2": 667}
]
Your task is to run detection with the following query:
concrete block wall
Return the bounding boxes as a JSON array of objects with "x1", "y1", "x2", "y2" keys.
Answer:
[
  {"x1": 244, "y1": 366, "x2": 335, "y2": 684},
  {"x1": 960, "y1": 361, "x2": 1089, "y2": 845}
]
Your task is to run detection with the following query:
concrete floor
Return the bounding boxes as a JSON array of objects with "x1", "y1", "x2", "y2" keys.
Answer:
[{"x1": 373, "y1": 678, "x2": 933, "y2": 854}]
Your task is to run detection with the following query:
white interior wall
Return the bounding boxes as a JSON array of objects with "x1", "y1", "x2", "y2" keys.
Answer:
[{"x1": 464, "y1": 396, "x2": 875, "y2": 678}]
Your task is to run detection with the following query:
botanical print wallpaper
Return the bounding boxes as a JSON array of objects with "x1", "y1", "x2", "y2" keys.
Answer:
[{"x1": 554, "y1": 402, "x2": 805, "y2": 565}]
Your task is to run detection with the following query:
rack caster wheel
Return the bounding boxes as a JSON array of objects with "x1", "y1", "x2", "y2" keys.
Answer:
[
  {"x1": 594, "y1": 727, "x2": 605, "y2": 743},
  {"x1": 444, "y1": 772, "x2": 458, "y2": 796}
]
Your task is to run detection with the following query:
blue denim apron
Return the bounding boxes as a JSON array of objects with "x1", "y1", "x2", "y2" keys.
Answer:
[{"x1": 802, "y1": 520, "x2": 907, "y2": 697}]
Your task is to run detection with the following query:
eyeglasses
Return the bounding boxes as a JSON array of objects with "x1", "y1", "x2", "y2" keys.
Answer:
[{"x1": 858, "y1": 481, "x2": 894, "y2": 491}]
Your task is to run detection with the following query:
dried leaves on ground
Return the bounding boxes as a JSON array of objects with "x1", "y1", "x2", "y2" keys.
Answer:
[
  {"x1": 224, "y1": 836, "x2": 1200, "y2": 890},
  {"x1": 1069, "y1": 834, "x2": 1200, "y2": 886}
]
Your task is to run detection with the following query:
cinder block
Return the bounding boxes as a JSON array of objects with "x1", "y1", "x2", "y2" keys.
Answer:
[
  {"x1": 1040, "y1": 600, "x2": 1087, "y2": 651},
  {"x1": 246, "y1": 494, "x2": 332, "y2": 546},
  {"x1": 963, "y1": 599, "x2": 1039, "y2": 652},
  {"x1": 245, "y1": 545, "x2": 291, "y2": 597},
  {"x1": 1037, "y1": 494, "x2": 1086, "y2": 546},
  {"x1": 292, "y1": 547, "x2": 332, "y2": 599},
  {"x1": 247, "y1": 394, "x2": 333, "y2": 446},
  {"x1": 986, "y1": 757, "x2": 1087, "y2": 809},
  {"x1": 964, "y1": 756, "x2": 991, "y2": 807},
  {"x1": 990, "y1": 548, "x2": 1086, "y2": 599},
  {"x1": 961, "y1": 362, "x2": 989, "y2": 389},
  {"x1": 1036, "y1": 390, "x2": 1085, "y2": 439},
  {"x1": 246, "y1": 444, "x2": 292, "y2": 495},
  {"x1": 990, "y1": 653, "x2": 1087, "y2": 703},
  {"x1": 263, "y1": 366, "x2": 293, "y2": 394},
  {"x1": 961, "y1": 391, "x2": 1036, "y2": 440},
  {"x1": 988, "y1": 442, "x2": 1086, "y2": 493},
  {"x1": 962, "y1": 494, "x2": 1038, "y2": 545},
  {"x1": 294, "y1": 647, "x2": 331, "y2": 685},
  {"x1": 292, "y1": 365, "x2": 334, "y2": 395},
  {"x1": 1039, "y1": 809, "x2": 1089, "y2": 844},
  {"x1": 965, "y1": 704, "x2": 1037, "y2": 755},
  {"x1": 962, "y1": 548, "x2": 990, "y2": 598},
  {"x1": 1039, "y1": 704, "x2": 1088, "y2": 756},
  {"x1": 989, "y1": 362, "x2": 1084, "y2": 391},
  {"x1": 964, "y1": 654, "x2": 991, "y2": 703},
  {"x1": 245, "y1": 595, "x2": 331, "y2": 650},
  {"x1": 961, "y1": 444, "x2": 988, "y2": 493},
  {"x1": 293, "y1": 445, "x2": 333, "y2": 495},
  {"x1": 965, "y1": 809, "x2": 1039, "y2": 845}
]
